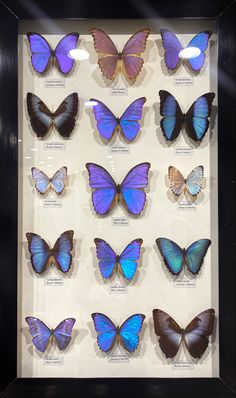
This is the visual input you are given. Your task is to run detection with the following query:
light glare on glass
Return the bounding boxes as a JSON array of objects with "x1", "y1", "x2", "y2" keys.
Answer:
[
  {"x1": 84, "y1": 100, "x2": 98, "y2": 107},
  {"x1": 179, "y1": 47, "x2": 201, "y2": 59},
  {"x1": 68, "y1": 49, "x2": 89, "y2": 60}
]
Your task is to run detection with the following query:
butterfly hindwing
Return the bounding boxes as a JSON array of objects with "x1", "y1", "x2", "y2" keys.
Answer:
[
  {"x1": 185, "y1": 239, "x2": 211, "y2": 274},
  {"x1": 185, "y1": 93, "x2": 215, "y2": 141},
  {"x1": 119, "y1": 314, "x2": 145, "y2": 352},
  {"x1": 94, "y1": 238, "x2": 117, "y2": 279},
  {"x1": 53, "y1": 318, "x2": 76, "y2": 350},
  {"x1": 25, "y1": 317, "x2": 52, "y2": 352},
  {"x1": 156, "y1": 238, "x2": 184, "y2": 276},
  {"x1": 90, "y1": 99, "x2": 117, "y2": 141},
  {"x1": 55, "y1": 33, "x2": 79, "y2": 74},
  {"x1": 26, "y1": 232, "x2": 51, "y2": 274},
  {"x1": 52, "y1": 230, "x2": 74, "y2": 273},
  {"x1": 91, "y1": 313, "x2": 117, "y2": 352},
  {"x1": 27, "y1": 32, "x2": 52, "y2": 75},
  {"x1": 119, "y1": 239, "x2": 143, "y2": 280},
  {"x1": 159, "y1": 90, "x2": 183, "y2": 141}
]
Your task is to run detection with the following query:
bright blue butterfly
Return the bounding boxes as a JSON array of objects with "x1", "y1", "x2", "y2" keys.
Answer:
[
  {"x1": 25, "y1": 317, "x2": 76, "y2": 352},
  {"x1": 26, "y1": 230, "x2": 74, "y2": 274},
  {"x1": 94, "y1": 238, "x2": 143, "y2": 280},
  {"x1": 156, "y1": 238, "x2": 211, "y2": 276},
  {"x1": 31, "y1": 166, "x2": 67, "y2": 195},
  {"x1": 89, "y1": 97, "x2": 146, "y2": 142},
  {"x1": 91, "y1": 313, "x2": 145, "y2": 353},
  {"x1": 159, "y1": 90, "x2": 215, "y2": 142}
]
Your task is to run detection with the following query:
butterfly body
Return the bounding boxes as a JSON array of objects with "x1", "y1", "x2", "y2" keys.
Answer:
[{"x1": 91, "y1": 313, "x2": 145, "y2": 353}]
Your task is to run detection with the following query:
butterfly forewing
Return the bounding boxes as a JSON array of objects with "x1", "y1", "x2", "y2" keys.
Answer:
[
  {"x1": 119, "y1": 239, "x2": 143, "y2": 280},
  {"x1": 90, "y1": 98, "x2": 117, "y2": 141},
  {"x1": 183, "y1": 309, "x2": 215, "y2": 358},
  {"x1": 91, "y1": 313, "x2": 117, "y2": 352},
  {"x1": 25, "y1": 317, "x2": 52, "y2": 352},
  {"x1": 52, "y1": 230, "x2": 74, "y2": 273},
  {"x1": 55, "y1": 33, "x2": 79, "y2": 74},
  {"x1": 185, "y1": 239, "x2": 211, "y2": 274},
  {"x1": 168, "y1": 166, "x2": 185, "y2": 196},
  {"x1": 119, "y1": 97, "x2": 146, "y2": 142},
  {"x1": 119, "y1": 314, "x2": 145, "y2": 352},
  {"x1": 160, "y1": 29, "x2": 183, "y2": 70},
  {"x1": 156, "y1": 238, "x2": 184, "y2": 275},
  {"x1": 159, "y1": 90, "x2": 183, "y2": 141},
  {"x1": 53, "y1": 318, "x2": 76, "y2": 350},
  {"x1": 186, "y1": 32, "x2": 212, "y2": 71},
  {"x1": 185, "y1": 166, "x2": 204, "y2": 196},
  {"x1": 27, "y1": 93, "x2": 53, "y2": 137},
  {"x1": 94, "y1": 238, "x2": 117, "y2": 279},
  {"x1": 27, "y1": 32, "x2": 52, "y2": 75},
  {"x1": 53, "y1": 92, "x2": 79, "y2": 137},
  {"x1": 31, "y1": 167, "x2": 50, "y2": 195},
  {"x1": 26, "y1": 232, "x2": 52, "y2": 274},
  {"x1": 153, "y1": 309, "x2": 182, "y2": 358}
]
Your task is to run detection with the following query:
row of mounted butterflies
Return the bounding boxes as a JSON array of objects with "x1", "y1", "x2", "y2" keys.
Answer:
[
  {"x1": 26, "y1": 91, "x2": 215, "y2": 142},
  {"x1": 31, "y1": 163, "x2": 205, "y2": 216},
  {"x1": 27, "y1": 28, "x2": 212, "y2": 78},
  {"x1": 26, "y1": 230, "x2": 211, "y2": 278},
  {"x1": 25, "y1": 308, "x2": 215, "y2": 360}
]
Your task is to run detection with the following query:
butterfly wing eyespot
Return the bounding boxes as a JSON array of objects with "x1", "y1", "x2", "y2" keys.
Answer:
[
  {"x1": 159, "y1": 90, "x2": 183, "y2": 141},
  {"x1": 185, "y1": 239, "x2": 211, "y2": 275},
  {"x1": 27, "y1": 92, "x2": 53, "y2": 138},
  {"x1": 25, "y1": 317, "x2": 51, "y2": 352},
  {"x1": 119, "y1": 97, "x2": 146, "y2": 142},
  {"x1": 94, "y1": 238, "x2": 117, "y2": 279},
  {"x1": 55, "y1": 33, "x2": 79, "y2": 75},
  {"x1": 52, "y1": 230, "x2": 74, "y2": 273},
  {"x1": 26, "y1": 232, "x2": 51, "y2": 274},
  {"x1": 53, "y1": 93, "x2": 79, "y2": 138},
  {"x1": 91, "y1": 28, "x2": 119, "y2": 80},
  {"x1": 160, "y1": 29, "x2": 183, "y2": 71},
  {"x1": 27, "y1": 32, "x2": 52, "y2": 75},
  {"x1": 156, "y1": 238, "x2": 185, "y2": 276},
  {"x1": 120, "y1": 162, "x2": 151, "y2": 216},
  {"x1": 89, "y1": 98, "x2": 117, "y2": 141},
  {"x1": 168, "y1": 166, "x2": 186, "y2": 196},
  {"x1": 119, "y1": 314, "x2": 145, "y2": 352},
  {"x1": 86, "y1": 163, "x2": 117, "y2": 215},
  {"x1": 53, "y1": 318, "x2": 76, "y2": 350},
  {"x1": 119, "y1": 239, "x2": 143, "y2": 280},
  {"x1": 183, "y1": 309, "x2": 215, "y2": 358},
  {"x1": 152, "y1": 309, "x2": 182, "y2": 358},
  {"x1": 185, "y1": 165, "x2": 204, "y2": 196},
  {"x1": 91, "y1": 313, "x2": 117, "y2": 352}
]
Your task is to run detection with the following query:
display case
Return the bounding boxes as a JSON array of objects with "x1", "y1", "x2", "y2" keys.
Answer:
[{"x1": 0, "y1": 0, "x2": 235, "y2": 397}]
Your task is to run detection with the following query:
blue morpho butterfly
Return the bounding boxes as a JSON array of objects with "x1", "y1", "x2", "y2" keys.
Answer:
[
  {"x1": 94, "y1": 238, "x2": 143, "y2": 281},
  {"x1": 86, "y1": 162, "x2": 151, "y2": 216},
  {"x1": 159, "y1": 90, "x2": 215, "y2": 142},
  {"x1": 89, "y1": 97, "x2": 146, "y2": 143},
  {"x1": 156, "y1": 238, "x2": 211, "y2": 276},
  {"x1": 91, "y1": 313, "x2": 145, "y2": 353},
  {"x1": 26, "y1": 230, "x2": 74, "y2": 274},
  {"x1": 27, "y1": 92, "x2": 79, "y2": 138},
  {"x1": 27, "y1": 32, "x2": 79, "y2": 75},
  {"x1": 160, "y1": 29, "x2": 212, "y2": 72},
  {"x1": 168, "y1": 165, "x2": 204, "y2": 197},
  {"x1": 31, "y1": 166, "x2": 67, "y2": 196},
  {"x1": 25, "y1": 317, "x2": 76, "y2": 353}
]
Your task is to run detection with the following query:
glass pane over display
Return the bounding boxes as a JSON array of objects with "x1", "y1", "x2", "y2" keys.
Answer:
[{"x1": 17, "y1": 18, "x2": 219, "y2": 378}]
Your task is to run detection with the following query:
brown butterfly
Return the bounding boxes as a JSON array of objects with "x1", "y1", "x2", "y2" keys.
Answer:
[{"x1": 168, "y1": 165, "x2": 204, "y2": 197}]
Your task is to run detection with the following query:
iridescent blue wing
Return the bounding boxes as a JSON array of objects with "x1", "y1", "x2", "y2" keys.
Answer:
[
  {"x1": 185, "y1": 239, "x2": 211, "y2": 275},
  {"x1": 160, "y1": 29, "x2": 183, "y2": 70},
  {"x1": 55, "y1": 33, "x2": 79, "y2": 74},
  {"x1": 90, "y1": 98, "x2": 117, "y2": 141},
  {"x1": 26, "y1": 232, "x2": 51, "y2": 274},
  {"x1": 52, "y1": 230, "x2": 74, "y2": 273},
  {"x1": 185, "y1": 166, "x2": 204, "y2": 196},
  {"x1": 86, "y1": 163, "x2": 117, "y2": 215},
  {"x1": 120, "y1": 314, "x2": 145, "y2": 352},
  {"x1": 156, "y1": 238, "x2": 184, "y2": 276},
  {"x1": 185, "y1": 93, "x2": 215, "y2": 141},
  {"x1": 119, "y1": 97, "x2": 146, "y2": 142},
  {"x1": 120, "y1": 162, "x2": 150, "y2": 215},
  {"x1": 152, "y1": 309, "x2": 182, "y2": 358},
  {"x1": 119, "y1": 239, "x2": 143, "y2": 280},
  {"x1": 25, "y1": 317, "x2": 51, "y2": 352},
  {"x1": 51, "y1": 166, "x2": 67, "y2": 195},
  {"x1": 159, "y1": 90, "x2": 183, "y2": 141},
  {"x1": 27, "y1": 92, "x2": 53, "y2": 138},
  {"x1": 186, "y1": 32, "x2": 212, "y2": 71},
  {"x1": 31, "y1": 167, "x2": 50, "y2": 195},
  {"x1": 183, "y1": 309, "x2": 215, "y2": 358},
  {"x1": 53, "y1": 318, "x2": 76, "y2": 350},
  {"x1": 27, "y1": 32, "x2": 52, "y2": 75},
  {"x1": 53, "y1": 93, "x2": 79, "y2": 138},
  {"x1": 91, "y1": 313, "x2": 117, "y2": 352},
  {"x1": 94, "y1": 238, "x2": 117, "y2": 279}
]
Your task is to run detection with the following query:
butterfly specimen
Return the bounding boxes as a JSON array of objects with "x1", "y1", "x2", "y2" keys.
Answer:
[
  {"x1": 168, "y1": 165, "x2": 204, "y2": 197},
  {"x1": 90, "y1": 97, "x2": 146, "y2": 143},
  {"x1": 159, "y1": 90, "x2": 215, "y2": 142},
  {"x1": 91, "y1": 28, "x2": 150, "y2": 80},
  {"x1": 86, "y1": 162, "x2": 150, "y2": 216},
  {"x1": 27, "y1": 32, "x2": 79, "y2": 75},
  {"x1": 160, "y1": 29, "x2": 212, "y2": 72},
  {"x1": 94, "y1": 238, "x2": 143, "y2": 280},
  {"x1": 25, "y1": 317, "x2": 76, "y2": 352},
  {"x1": 27, "y1": 92, "x2": 79, "y2": 138},
  {"x1": 152, "y1": 308, "x2": 215, "y2": 358},
  {"x1": 26, "y1": 230, "x2": 74, "y2": 274},
  {"x1": 156, "y1": 238, "x2": 211, "y2": 276},
  {"x1": 31, "y1": 166, "x2": 67, "y2": 196},
  {"x1": 91, "y1": 313, "x2": 145, "y2": 353}
]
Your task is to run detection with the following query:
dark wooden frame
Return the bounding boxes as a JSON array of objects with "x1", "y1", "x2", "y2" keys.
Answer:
[{"x1": 0, "y1": 0, "x2": 235, "y2": 397}]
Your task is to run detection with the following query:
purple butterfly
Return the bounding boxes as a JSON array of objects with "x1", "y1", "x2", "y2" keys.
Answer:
[
  {"x1": 86, "y1": 162, "x2": 151, "y2": 216},
  {"x1": 94, "y1": 238, "x2": 143, "y2": 280},
  {"x1": 160, "y1": 29, "x2": 212, "y2": 71},
  {"x1": 27, "y1": 32, "x2": 79, "y2": 75},
  {"x1": 90, "y1": 97, "x2": 146, "y2": 143},
  {"x1": 25, "y1": 317, "x2": 76, "y2": 352},
  {"x1": 31, "y1": 166, "x2": 67, "y2": 196}
]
